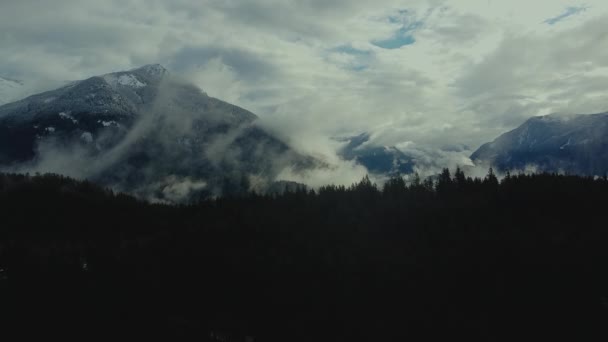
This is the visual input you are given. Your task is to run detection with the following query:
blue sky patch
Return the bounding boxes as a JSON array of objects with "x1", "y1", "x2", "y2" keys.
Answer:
[
  {"x1": 373, "y1": 35, "x2": 416, "y2": 49},
  {"x1": 372, "y1": 20, "x2": 422, "y2": 50},
  {"x1": 544, "y1": 6, "x2": 587, "y2": 25}
]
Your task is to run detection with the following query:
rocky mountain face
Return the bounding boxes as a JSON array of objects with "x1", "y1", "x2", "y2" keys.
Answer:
[
  {"x1": 338, "y1": 133, "x2": 415, "y2": 175},
  {"x1": 0, "y1": 65, "x2": 313, "y2": 201},
  {"x1": 471, "y1": 112, "x2": 608, "y2": 176}
]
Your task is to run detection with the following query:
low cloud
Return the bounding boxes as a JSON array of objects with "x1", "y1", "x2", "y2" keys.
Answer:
[
  {"x1": 149, "y1": 175, "x2": 208, "y2": 203},
  {"x1": 276, "y1": 159, "x2": 370, "y2": 189}
]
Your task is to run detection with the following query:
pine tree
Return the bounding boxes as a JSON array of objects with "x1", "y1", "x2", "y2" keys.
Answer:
[
  {"x1": 484, "y1": 167, "x2": 499, "y2": 190},
  {"x1": 436, "y1": 168, "x2": 453, "y2": 195},
  {"x1": 454, "y1": 166, "x2": 466, "y2": 190},
  {"x1": 383, "y1": 174, "x2": 406, "y2": 197}
]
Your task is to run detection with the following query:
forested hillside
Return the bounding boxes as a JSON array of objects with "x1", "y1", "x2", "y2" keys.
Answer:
[{"x1": 1, "y1": 170, "x2": 607, "y2": 341}]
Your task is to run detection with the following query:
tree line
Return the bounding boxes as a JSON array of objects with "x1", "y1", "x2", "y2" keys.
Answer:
[{"x1": 1, "y1": 169, "x2": 608, "y2": 341}]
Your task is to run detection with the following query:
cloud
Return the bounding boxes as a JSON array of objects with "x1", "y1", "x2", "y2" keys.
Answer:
[
  {"x1": 453, "y1": 13, "x2": 608, "y2": 140},
  {"x1": 393, "y1": 141, "x2": 479, "y2": 178},
  {"x1": 276, "y1": 158, "x2": 370, "y2": 189},
  {"x1": 169, "y1": 45, "x2": 280, "y2": 82},
  {"x1": 326, "y1": 45, "x2": 374, "y2": 71},
  {"x1": 1, "y1": 0, "x2": 607, "y2": 180},
  {"x1": 153, "y1": 176, "x2": 208, "y2": 203}
]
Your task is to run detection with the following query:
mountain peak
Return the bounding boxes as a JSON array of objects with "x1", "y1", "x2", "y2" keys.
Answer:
[
  {"x1": 471, "y1": 111, "x2": 608, "y2": 175},
  {"x1": 130, "y1": 64, "x2": 167, "y2": 77},
  {"x1": 100, "y1": 64, "x2": 168, "y2": 90},
  {"x1": 0, "y1": 62, "x2": 312, "y2": 202},
  {"x1": 528, "y1": 112, "x2": 580, "y2": 123}
]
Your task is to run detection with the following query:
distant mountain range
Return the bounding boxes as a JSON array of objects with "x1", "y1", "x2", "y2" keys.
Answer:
[
  {"x1": 340, "y1": 112, "x2": 608, "y2": 178},
  {"x1": 471, "y1": 112, "x2": 608, "y2": 176},
  {"x1": 2, "y1": 65, "x2": 606, "y2": 197},
  {"x1": 0, "y1": 65, "x2": 314, "y2": 201}
]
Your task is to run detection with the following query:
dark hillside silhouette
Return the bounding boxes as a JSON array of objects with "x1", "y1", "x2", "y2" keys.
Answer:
[{"x1": 1, "y1": 170, "x2": 608, "y2": 341}]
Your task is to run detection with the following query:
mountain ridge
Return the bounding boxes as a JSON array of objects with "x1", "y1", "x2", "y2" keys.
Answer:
[
  {"x1": 471, "y1": 112, "x2": 608, "y2": 175},
  {"x1": 0, "y1": 65, "x2": 314, "y2": 201}
]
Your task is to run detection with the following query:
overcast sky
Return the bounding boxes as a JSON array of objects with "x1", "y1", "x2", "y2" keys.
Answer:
[{"x1": 1, "y1": 0, "x2": 607, "y2": 169}]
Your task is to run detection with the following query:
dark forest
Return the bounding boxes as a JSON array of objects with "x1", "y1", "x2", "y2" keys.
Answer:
[{"x1": 1, "y1": 170, "x2": 607, "y2": 341}]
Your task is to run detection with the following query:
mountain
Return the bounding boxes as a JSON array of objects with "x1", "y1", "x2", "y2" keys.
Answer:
[
  {"x1": 0, "y1": 77, "x2": 25, "y2": 105},
  {"x1": 471, "y1": 112, "x2": 608, "y2": 176},
  {"x1": 338, "y1": 133, "x2": 414, "y2": 175},
  {"x1": 0, "y1": 65, "x2": 314, "y2": 201}
]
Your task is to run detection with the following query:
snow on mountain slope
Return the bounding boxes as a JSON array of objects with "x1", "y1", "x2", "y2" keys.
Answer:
[
  {"x1": 471, "y1": 112, "x2": 608, "y2": 175},
  {"x1": 103, "y1": 74, "x2": 147, "y2": 88},
  {"x1": 0, "y1": 65, "x2": 315, "y2": 201}
]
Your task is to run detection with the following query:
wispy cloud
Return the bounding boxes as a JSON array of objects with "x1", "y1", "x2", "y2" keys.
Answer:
[
  {"x1": 544, "y1": 6, "x2": 588, "y2": 25},
  {"x1": 326, "y1": 45, "x2": 374, "y2": 71}
]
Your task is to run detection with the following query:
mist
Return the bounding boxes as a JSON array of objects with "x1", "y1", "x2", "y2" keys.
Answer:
[{"x1": 1, "y1": 70, "x2": 344, "y2": 202}]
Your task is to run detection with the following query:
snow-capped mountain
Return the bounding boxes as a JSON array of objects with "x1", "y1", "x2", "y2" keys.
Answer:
[
  {"x1": 0, "y1": 65, "x2": 314, "y2": 201},
  {"x1": 0, "y1": 77, "x2": 25, "y2": 105},
  {"x1": 471, "y1": 112, "x2": 608, "y2": 176}
]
